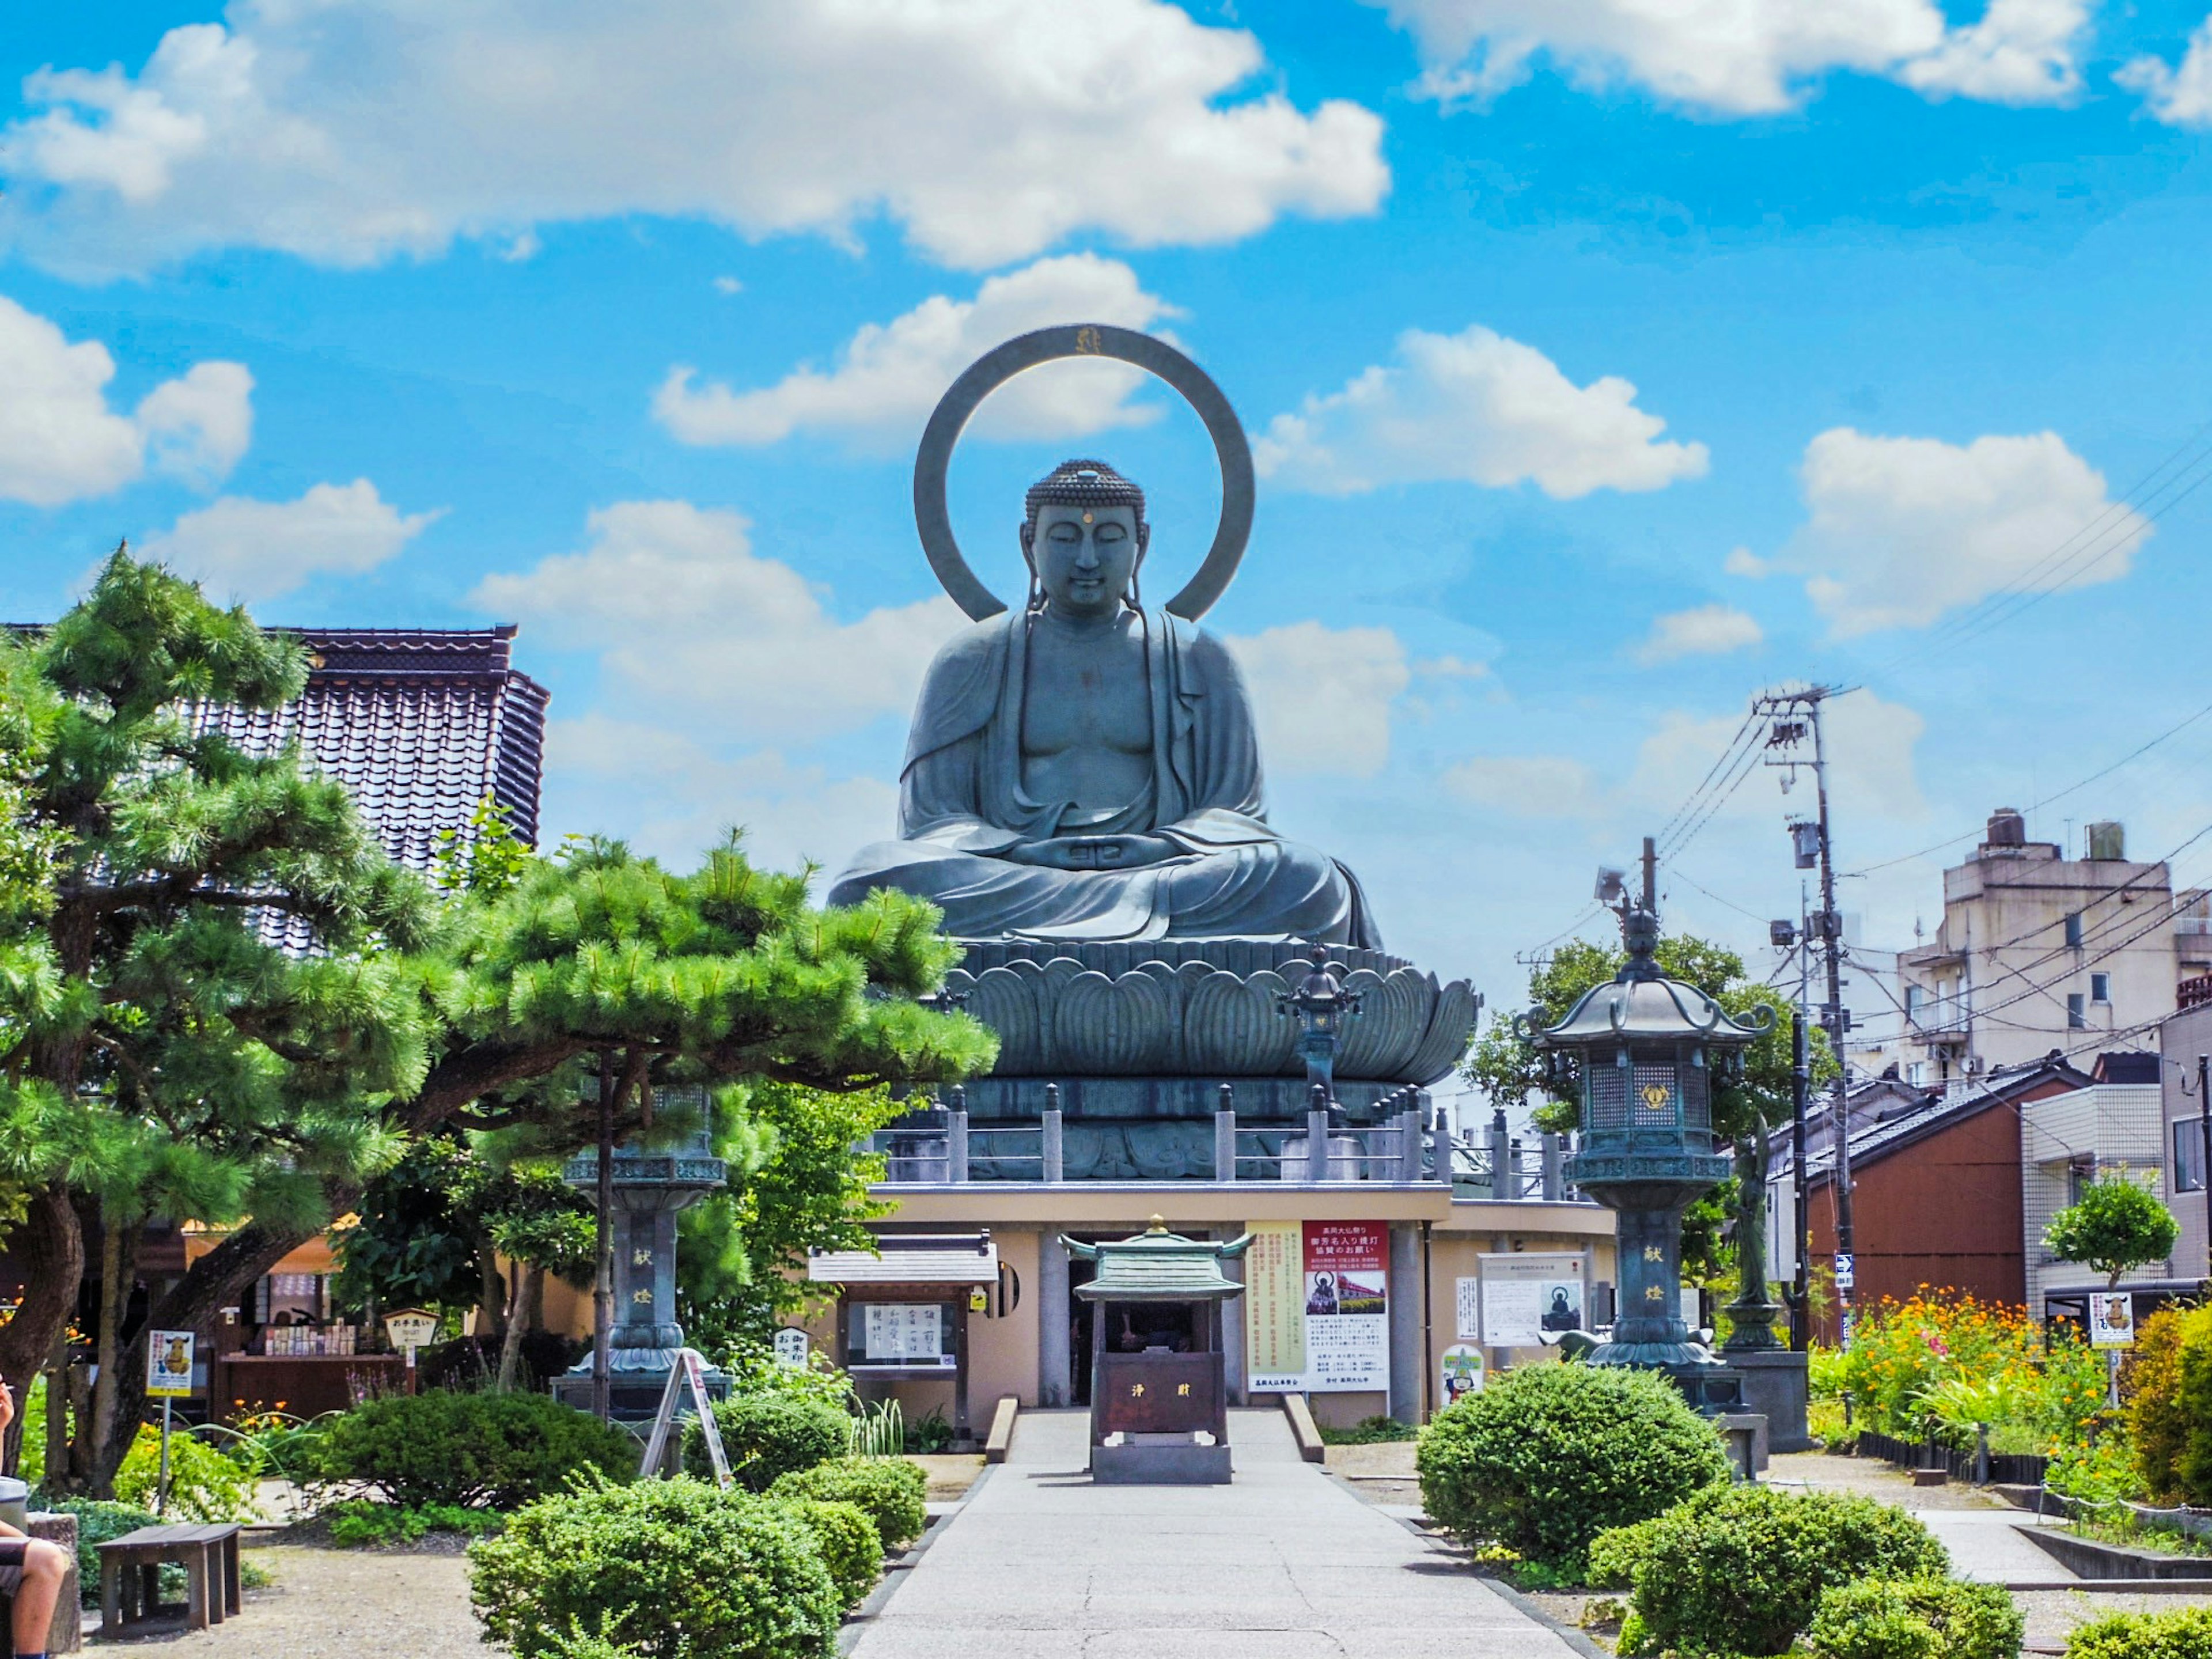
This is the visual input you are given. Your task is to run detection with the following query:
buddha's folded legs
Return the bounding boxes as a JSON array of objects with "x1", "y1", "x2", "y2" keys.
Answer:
[{"x1": 825, "y1": 838, "x2": 1362, "y2": 943}]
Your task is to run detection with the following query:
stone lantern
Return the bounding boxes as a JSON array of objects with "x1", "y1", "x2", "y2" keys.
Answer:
[
  {"x1": 552, "y1": 1084, "x2": 729, "y2": 1417},
  {"x1": 1527, "y1": 851, "x2": 1770, "y2": 1413},
  {"x1": 1278, "y1": 944, "x2": 1363, "y2": 1103}
]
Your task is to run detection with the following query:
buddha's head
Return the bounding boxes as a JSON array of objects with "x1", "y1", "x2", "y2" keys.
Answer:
[{"x1": 1020, "y1": 459, "x2": 1149, "y2": 618}]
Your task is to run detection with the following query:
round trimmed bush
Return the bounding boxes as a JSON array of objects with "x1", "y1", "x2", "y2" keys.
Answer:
[
  {"x1": 683, "y1": 1391, "x2": 850, "y2": 1493},
  {"x1": 468, "y1": 1477, "x2": 840, "y2": 1659},
  {"x1": 776, "y1": 1497, "x2": 883, "y2": 1607},
  {"x1": 312, "y1": 1389, "x2": 637, "y2": 1509},
  {"x1": 2064, "y1": 1607, "x2": 2212, "y2": 1659},
  {"x1": 1596, "y1": 1484, "x2": 1949, "y2": 1657},
  {"x1": 767, "y1": 1457, "x2": 928, "y2": 1551},
  {"x1": 1806, "y1": 1576, "x2": 2022, "y2": 1659},
  {"x1": 1415, "y1": 1362, "x2": 1730, "y2": 1567}
]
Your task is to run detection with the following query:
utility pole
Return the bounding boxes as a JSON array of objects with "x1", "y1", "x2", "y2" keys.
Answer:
[
  {"x1": 2199, "y1": 1054, "x2": 2211, "y2": 1281},
  {"x1": 1762, "y1": 685, "x2": 1853, "y2": 1344},
  {"x1": 1790, "y1": 899, "x2": 1811, "y2": 1352}
]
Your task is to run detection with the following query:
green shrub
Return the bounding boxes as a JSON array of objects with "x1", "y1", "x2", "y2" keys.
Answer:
[
  {"x1": 539, "y1": 1628, "x2": 644, "y2": 1659},
  {"x1": 776, "y1": 1497, "x2": 882, "y2": 1607},
  {"x1": 2064, "y1": 1606, "x2": 2212, "y2": 1658},
  {"x1": 1319, "y1": 1415, "x2": 1418, "y2": 1445},
  {"x1": 114, "y1": 1426, "x2": 261, "y2": 1521},
  {"x1": 683, "y1": 1391, "x2": 850, "y2": 1493},
  {"x1": 311, "y1": 1389, "x2": 637, "y2": 1509},
  {"x1": 1597, "y1": 1484, "x2": 1949, "y2": 1657},
  {"x1": 767, "y1": 1457, "x2": 928, "y2": 1551},
  {"x1": 324, "y1": 1498, "x2": 507, "y2": 1547},
  {"x1": 2126, "y1": 1305, "x2": 2209, "y2": 1501},
  {"x1": 1415, "y1": 1362, "x2": 1730, "y2": 1569},
  {"x1": 1806, "y1": 1577, "x2": 2022, "y2": 1659},
  {"x1": 468, "y1": 1478, "x2": 840, "y2": 1659},
  {"x1": 28, "y1": 1497, "x2": 165, "y2": 1608}
]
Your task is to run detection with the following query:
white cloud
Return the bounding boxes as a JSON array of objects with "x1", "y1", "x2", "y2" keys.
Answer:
[
  {"x1": 543, "y1": 714, "x2": 899, "y2": 880},
  {"x1": 142, "y1": 480, "x2": 442, "y2": 604},
  {"x1": 1253, "y1": 323, "x2": 1707, "y2": 499},
  {"x1": 1222, "y1": 622, "x2": 1411, "y2": 778},
  {"x1": 0, "y1": 294, "x2": 251, "y2": 506},
  {"x1": 0, "y1": 1, "x2": 1387, "y2": 275},
  {"x1": 2118, "y1": 17, "x2": 2212, "y2": 128},
  {"x1": 1444, "y1": 753, "x2": 1601, "y2": 817},
  {"x1": 1634, "y1": 604, "x2": 1763, "y2": 665},
  {"x1": 712, "y1": 276, "x2": 743, "y2": 296},
  {"x1": 1724, "y1": 546, "x2": 1769, "y2": 578},
  {"x1": 471, "y1": 500, "x2": 965, "y2": 742},
  {"x1": 1371, "y1": 0, "x2": 2085, "y2": 116},
  {"x1": 1784, "y1": 427, "x2": 2147, "y2": 637},
  {"x1": 656, "y1": 255, "x2": 1176, "y2": 450},
  {"x1": 134, "y1": 360, "x2": 254, "y2": 488}
]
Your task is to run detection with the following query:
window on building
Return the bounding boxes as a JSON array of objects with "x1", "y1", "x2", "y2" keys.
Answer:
[
  {"x1": 1907, "y1": 1062, "x2": 1927, "y2": 1086},
  {"x1": 2064, "y1": 912, "x2": 2084, "y2": 948},
  {"x1": 2090, "y1": 972, "x2": 2111, "y2": 1004},
  {"x1": 2070, "y1": 1156, "x2": 2097, "y2": 1206},
  {"x1": 2067, "y1": 993, "x2": 2087, "y2": 1029},
  {"x1": 1905, "y1": 984, "x2": 1924, "y2": 1022},
  {"x1": 2177, "y1": 1120, "x2": 2209, "y2": 1195}
]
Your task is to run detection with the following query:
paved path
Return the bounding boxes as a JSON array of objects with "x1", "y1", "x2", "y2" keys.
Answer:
[
  {"x1": 849, "y1": 1409, "x2": 1577, "y2": 1659},
  {"x1": 1916, "y1": 1509, "x2": 2075, "y2": 1584}
]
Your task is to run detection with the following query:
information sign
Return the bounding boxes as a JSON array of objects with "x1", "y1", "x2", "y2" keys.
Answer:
[
  {"x1": 384, "y1": 1308, "x2": 440, "y2": 1364},
  {"x1": 864, "y1": 1303, "x2": 944, "y2": 1362},
  {"x1": 772, "y1": 1327, "x2": 810, "y2": 1368},
  {"x1": 1833, "y1": 1253, "x2": 1855, "y2": 1290},
  {"x1": 2089, "y1": 1291, "x2": 2137, "y2": 1348},
  {"x1": 1245, "y1": 1220, "x2": 1388, "y2": 1394},
  {"x1": 1471, "y1": 1253, "x2": 1586, "y2": 1348},
  {"x1": 145, "y1": 1331, "x2": 195, "y2": 1398},
  {"x1": 1440, "y1": 1345, "x2": 1485, "y2": 1406}
]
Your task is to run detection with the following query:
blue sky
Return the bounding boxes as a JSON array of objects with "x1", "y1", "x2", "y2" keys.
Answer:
[{"x1": 5, "y1": 0, "x2": 2212, "y2": 1053}]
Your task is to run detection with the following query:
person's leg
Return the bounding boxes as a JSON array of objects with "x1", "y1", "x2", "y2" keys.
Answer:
[{"x1": 8, "y1": 1537, "x2": 67, "y2": 1657}]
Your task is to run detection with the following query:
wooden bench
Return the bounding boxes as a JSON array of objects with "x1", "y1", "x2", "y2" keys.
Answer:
[{"x1": 96, "y1": 1523, "x2": 241, "y2": 1637}]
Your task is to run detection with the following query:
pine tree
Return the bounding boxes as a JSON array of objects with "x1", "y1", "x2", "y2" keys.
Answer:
[{"x1": 0, "y1": 551, "x2": 994, "y2": 1488}]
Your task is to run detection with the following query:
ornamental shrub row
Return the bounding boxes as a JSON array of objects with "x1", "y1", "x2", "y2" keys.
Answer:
[
  {"x1": 681, "y1": 1390, "x2": 851, "y2": 1493},
  {"x1": 310, "y1": 1390, "x2": 638, "y2": 1509},
  {"x1": 468, "y1": 1468, "x2": 916, "y2": 1658},
  {"x1": 2063, "y1": 1605, "x2": 2212, "y2": 1658}
]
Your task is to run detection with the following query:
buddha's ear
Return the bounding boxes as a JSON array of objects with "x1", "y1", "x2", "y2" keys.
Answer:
[
  {"x1": 1135, "y1": 520, "x2": 1152, "y2": 562},
  {"x1": 1019, "y1": 519, "x2": 1036, "y2": 569}
]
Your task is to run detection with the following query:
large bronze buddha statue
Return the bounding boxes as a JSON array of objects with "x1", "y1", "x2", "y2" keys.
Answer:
[{"x1": 826, "y1": 457, "x2": 1380, "y2": 946}]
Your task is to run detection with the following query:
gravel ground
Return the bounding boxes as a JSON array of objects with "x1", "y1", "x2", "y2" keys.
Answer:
[
  {"x1": 94, "y1": 1545, "x2": 486, "y2": 1656},
  {"x1": 1768, "y1": 1450, "x2": 2012, "y2": 1512}
]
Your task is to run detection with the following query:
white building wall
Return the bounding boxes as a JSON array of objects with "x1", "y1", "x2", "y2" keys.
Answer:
[{"x1": 2021, "y1": 1082, "x2": 2171, "y2": 1309}]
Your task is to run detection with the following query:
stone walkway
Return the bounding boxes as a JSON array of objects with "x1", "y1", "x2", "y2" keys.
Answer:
[{"x1": 846, "y1": 1409, "x2": 1577, "y2": 1659}]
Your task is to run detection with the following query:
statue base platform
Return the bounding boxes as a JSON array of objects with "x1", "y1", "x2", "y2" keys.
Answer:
[
  {"x1": 944, "y1": 938, "x2": 1476, "y2": 1086},
  {"x1": 1728, "y1": 1349, "x2": 1810, "y2": 1453},
  {"x1": 1091, "y1": 1435, "x2": 1232, "y2": 1485}
]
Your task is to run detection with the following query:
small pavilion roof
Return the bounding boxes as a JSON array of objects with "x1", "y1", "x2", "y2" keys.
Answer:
[{"x1": 1067, "y1": 1218, "x2": 1251, "y2": 1302}]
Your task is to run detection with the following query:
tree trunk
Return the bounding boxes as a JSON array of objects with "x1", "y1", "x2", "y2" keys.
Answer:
[
  {"x1": 79, "y1": 1218, "x2": 320, "y2": 1495},
  {"x1": 0, "y1": 1183, "x2": 84, "y2": 1476},
  {"x1": 495, "y1": 1264, "x2": 535, "y2": 1392},
  {"x1": 84, "y1": 1216, "x2": 132, "y2": 1498}
]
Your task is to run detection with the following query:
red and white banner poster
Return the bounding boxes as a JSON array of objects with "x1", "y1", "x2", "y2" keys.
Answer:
[{"x1": 1301, "y1": 1221, "x2": 1389, "y2": 1393}]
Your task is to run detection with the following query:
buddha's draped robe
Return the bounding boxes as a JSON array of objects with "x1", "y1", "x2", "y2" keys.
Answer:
[{"x1": 826, "y1": 608, "x2": 1381, "y2": 945}]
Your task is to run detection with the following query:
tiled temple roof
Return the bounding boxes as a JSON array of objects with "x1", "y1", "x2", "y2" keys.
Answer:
[{"x1": 189, "y1": 627, "x2": 549, "y2": 949}]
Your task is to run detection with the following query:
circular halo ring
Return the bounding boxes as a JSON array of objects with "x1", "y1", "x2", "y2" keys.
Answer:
[{"x1": 913, "y1": 324, "x2": 1254, "y2": 623}]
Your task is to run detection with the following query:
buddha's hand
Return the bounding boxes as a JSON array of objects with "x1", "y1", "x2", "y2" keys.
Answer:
[{"x1": 1005, "y1": 835, "x2": 1179, "y2": 870}]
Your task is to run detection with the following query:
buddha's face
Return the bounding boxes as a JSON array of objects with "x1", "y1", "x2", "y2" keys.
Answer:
[{"x1": 1027, "y1": 503, "x2": 1145, "y2": 619}]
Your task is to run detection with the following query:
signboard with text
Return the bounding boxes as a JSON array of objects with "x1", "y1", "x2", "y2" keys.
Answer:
[
  {"x1": 145, "y1": 1330, "x2": 195, "y2": 1397},
  {"x1": 1465, "y1": 1253, "x2": 1587, "y2": 1349},
  {"x1": 2090, "y1": 1291, "x2": 2137, "y2": 1348},
  {"x1": 384, "y1": 1308, "x2": 439, "y2": 1363},
  {"x1": 1247, "y1": 1221, "x2": 1388, "y2": 1394}
]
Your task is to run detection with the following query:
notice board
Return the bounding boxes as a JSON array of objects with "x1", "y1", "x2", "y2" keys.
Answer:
[{"x1": 1247, "y1": 1220, "x2": 1389, "y2": 1394}]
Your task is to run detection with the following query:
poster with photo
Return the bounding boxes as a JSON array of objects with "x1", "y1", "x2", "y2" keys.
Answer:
[
  {"x1": 1246, "y1": 1220, "x2": 1389, "y2": 1393},
  {"x1": 1472, "y1": 1253, "x2": 1588, "y2": 1348},
  {"x1": 2089, "y1": 1291, "x2": 2136, "y2": 1348}
]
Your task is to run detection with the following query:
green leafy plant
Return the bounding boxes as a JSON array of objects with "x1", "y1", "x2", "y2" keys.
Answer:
[
  {"x1": 683, "y1": 1389, "x2": 851, "y2": 1492},
  {"x1": 849, "y1": 1397, "x2": 905, "y2": 1460},
  {"x1": 1805, "y1": 1576, "x2": 2023, "y2": 1659},
  {"x1": 324, "y1": 1498, "x2": 508, "y2": 1547},
  {"x1": 2044, "y1": 1172, "x2": 2181, "y2": 1289},
  {"x1": 111, "y1": 1425, "x2": 261, "y2": 1521},
  {"x1": 1318, "y1": 1415, "x2": 1417, "y2": 1444},
  {"x1": 26, "y1": 1496, "x2": 169, "y2": 1608},
  {"x1": 1592, "y1": 1484, "x2": 1948, "y2": 1657},
  {"x1": 311, "y1": 1390, "x2": 637, "y2": 1509},
  {"x1": 1415, "y1": 1361, "x2": 1730, "y2": 1570},
  {"x1": 775, "y1": 1497, "x2": 882, "y2": 1608},
  {"x1": 468, "y1": 1476, "x2": 840, "y2": 1659},
  {"x1": 2063, "y1": 1606, "x2": 2212, "y2": 1658},
  {"x1": 767, "y1": 1456, "x2": 929, "y2": 1552},
  {"x1": 903, "y1": 1404, "x2": 955, "y2": 1455}
]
